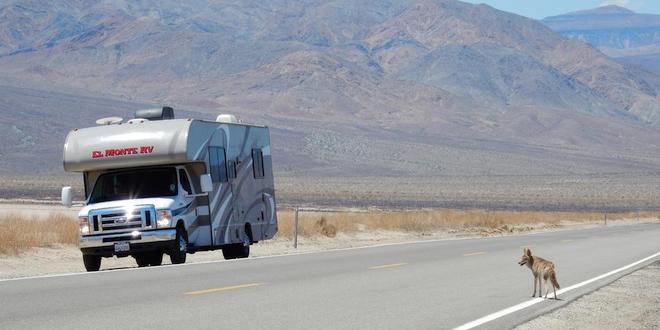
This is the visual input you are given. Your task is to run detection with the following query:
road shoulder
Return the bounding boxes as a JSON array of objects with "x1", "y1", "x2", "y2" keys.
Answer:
[{"x1": 515, "y1": 261, "x2": 660, "y2": 329}]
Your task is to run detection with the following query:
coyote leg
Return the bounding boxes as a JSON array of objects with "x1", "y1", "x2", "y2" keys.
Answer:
[
  {"x1": 532, "y1": 275, "x2": 538, "y2": 297},
  {"x1": 539, "y1": 278, "x2": 548, "y2": 297}
]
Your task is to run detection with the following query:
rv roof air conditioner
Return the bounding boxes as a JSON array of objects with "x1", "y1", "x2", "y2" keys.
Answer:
[
  {"x1": 135, "y1": 106, "x2": 174, "y2": 121},
  {"x1": 216, "y1": 114, "x2": 238, "y2": 124},
  {"x1": 95, "y1": 117, "x2": 123, "y2": 125}
]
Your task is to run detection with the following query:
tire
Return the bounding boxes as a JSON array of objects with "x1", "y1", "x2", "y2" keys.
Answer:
[
  {"x1": 221, "y1": 245, "x2": 236, "y2": 260},
  {"x1": 83, "y1": 254, "x2": 102, "y2": 272},
  {"x1": 235, "y1": 244, "x2": 249, "y2": 259},
  {"x1": 169, "y1": 226, "x2": 187, "y2": 264},
  {"x1": 134, "y1": 255, "x2": 150, "y2": 267},
  {"x1": 135, "y1": 252, "x2": 163, "y2": 267},
  {"x1": 222, "y1": 243, "x2": 250, "y2": 260},
  {"x1": 149, "y1": 252, "x2": 163, "y2": 266}
]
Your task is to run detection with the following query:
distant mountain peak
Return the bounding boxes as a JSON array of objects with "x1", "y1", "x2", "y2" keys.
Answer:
[
  {"x1": 542, "y1": 4, "x2": 660, "y2": 74},
  {"x1": 561, "y1": 5, "x2": 635, "y2": 17}
]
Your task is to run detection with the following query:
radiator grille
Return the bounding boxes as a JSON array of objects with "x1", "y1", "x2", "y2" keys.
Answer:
[{"x1": 88, "y1": 205, "x2": 156, "y2": 234}]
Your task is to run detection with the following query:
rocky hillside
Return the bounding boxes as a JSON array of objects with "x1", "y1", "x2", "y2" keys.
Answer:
[{"x1": 2, "y1": 0, "x2": 660, "y2": 177}]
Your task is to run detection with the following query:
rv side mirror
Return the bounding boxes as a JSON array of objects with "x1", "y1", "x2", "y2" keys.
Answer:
[
  {"x1": 200, "y1": 174, "x2": 213, "y2": 193},
  {"x1": 61, "y1": 186, "x2": 73, "y2": 208}
]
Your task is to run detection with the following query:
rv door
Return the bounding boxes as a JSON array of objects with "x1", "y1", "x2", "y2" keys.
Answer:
[{"x1": 228, "y1": 159, "x2": 242, "y2": 242}]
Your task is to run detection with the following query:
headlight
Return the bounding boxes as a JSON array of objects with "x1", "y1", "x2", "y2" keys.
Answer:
[
  {"x1": 156, "y1": 210, "x2": 172, "y2": 228},
  {"x1": 79, "y1": 217, "x2": 90, "y2": 235}
]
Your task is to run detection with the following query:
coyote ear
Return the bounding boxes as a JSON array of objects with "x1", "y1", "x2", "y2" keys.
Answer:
[{"x1": 526, "y1": 248, "x2": 532, "y2": 256}]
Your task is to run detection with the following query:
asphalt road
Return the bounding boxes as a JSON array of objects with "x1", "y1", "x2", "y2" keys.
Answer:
[{"x1": 1, "y1": 223, "x2": 659, "y2": 329}]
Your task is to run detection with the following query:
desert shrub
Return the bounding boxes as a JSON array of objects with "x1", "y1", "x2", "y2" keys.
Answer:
[
  {"x1": 274, "y1": 209, "x2": 658, "y2": 238},
  {"x1": 315, "y1": 217, "x2": 337, "y2": 237},
  {"x1": 0, "y1": 213, "x2": 78, "y2": 255}
]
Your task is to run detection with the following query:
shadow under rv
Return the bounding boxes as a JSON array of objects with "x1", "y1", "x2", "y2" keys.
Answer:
[{"x1": 61, "y1": 107, "x2": 277, "y2": 271}]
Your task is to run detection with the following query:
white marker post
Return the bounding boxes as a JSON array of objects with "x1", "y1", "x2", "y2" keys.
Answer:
[{"x1": 294, "y1": 208, "x2": 299, "y2": 249}]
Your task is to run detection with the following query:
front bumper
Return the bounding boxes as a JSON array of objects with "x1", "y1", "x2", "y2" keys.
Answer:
[{"x1": 80, "y1": 229, "x2": 176, "y2": 256}]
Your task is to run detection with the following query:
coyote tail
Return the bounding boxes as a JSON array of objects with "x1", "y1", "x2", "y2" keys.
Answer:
[{"x1": 550, "y1": 270, "x2": 560, "y2": 289}]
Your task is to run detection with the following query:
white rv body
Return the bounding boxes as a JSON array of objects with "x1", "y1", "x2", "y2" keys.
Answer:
[{"x1": 63, "y1": 113, "x2": 277, "y2": 270}]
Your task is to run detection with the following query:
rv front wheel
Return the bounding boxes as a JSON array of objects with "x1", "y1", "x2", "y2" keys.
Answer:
[
  {"x1": 149, "y1": 252, "x2": 163, "y2": 266},
  {"x1": 169, "y1": 226, "x2": 187, "y2": 264},
  {"x1": 83, "y1": 255, "x2": 101, "y2": 272},
  {"x1": 134, "y1": 255, "x2": 150, "y2": 267},
  {"x1": 134, "y1": 252, "x2": 162, "y2": 267}
]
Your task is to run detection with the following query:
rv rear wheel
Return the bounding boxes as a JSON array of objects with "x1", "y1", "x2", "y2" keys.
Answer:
[
  {"x1": 169, "y1": 226, "x2": 187, "y2": 264},
  {"x1": 221, "y1": 245, "x2": 235, "y2": 259},
  {"x1": 83, "y1": 255, "x2": 101, "y2": 272},
  {"x1": 235, "y1": 244, "x2": 250, "y2": 259},
  {"x1": 222, "y1": 244, "x2": 250, "y2": 260}
]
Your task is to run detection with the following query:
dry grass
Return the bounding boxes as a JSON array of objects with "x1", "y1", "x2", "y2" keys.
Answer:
[
  {"x1": 1, "y1": 208, "x2": 657, "y2": 255},
  {"x1": 276, "y1": 209, "x2": 660, "y2": 237},
  {"x1": 0, "y1": 213, "x2": 78, "y2": 255}
]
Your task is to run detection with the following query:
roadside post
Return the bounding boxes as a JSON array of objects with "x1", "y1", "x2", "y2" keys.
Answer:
[{"x1": 294, "y1": 207, "x2": 299, "y2": 249}]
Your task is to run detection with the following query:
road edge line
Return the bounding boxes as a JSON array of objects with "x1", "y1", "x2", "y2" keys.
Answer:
[{"x1": 453, "y1": 251, "x2": 660, "y2": 330}]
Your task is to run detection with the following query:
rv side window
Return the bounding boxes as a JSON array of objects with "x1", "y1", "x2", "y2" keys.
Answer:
[
  {"x1": 252, "y1": 148, "x2": 264, "y2": 179},
  {"x1": 178, "y1": 169, "x2": 193, "y2": 194},
  {"x1": 209, "y1": 147, "x2": 228, "y2": 183}
]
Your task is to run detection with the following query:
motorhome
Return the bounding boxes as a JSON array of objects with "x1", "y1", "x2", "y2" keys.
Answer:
[{"x1": 61, "y1": 107, "x2": 277, "y2": 271}]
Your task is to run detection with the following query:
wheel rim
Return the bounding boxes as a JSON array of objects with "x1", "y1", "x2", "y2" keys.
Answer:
[{"x1": 178, "y1": 233, "x2": 187, "y2": 252}]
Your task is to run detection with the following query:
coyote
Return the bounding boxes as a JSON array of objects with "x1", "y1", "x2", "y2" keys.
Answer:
[{"x1": 518, "y1": 248, "x2": 560, "y2": 299}]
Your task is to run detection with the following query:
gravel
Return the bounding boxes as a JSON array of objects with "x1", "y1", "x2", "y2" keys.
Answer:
[{"x1": 516, "y1": 261, "x2": 660, "y2": 330}]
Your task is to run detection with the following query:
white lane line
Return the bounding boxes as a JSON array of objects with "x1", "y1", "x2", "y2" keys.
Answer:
[{"x1": 453, "y1": 251, "x2": 660, "y2": 330}]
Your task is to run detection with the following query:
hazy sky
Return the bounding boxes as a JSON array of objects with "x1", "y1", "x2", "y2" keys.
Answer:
[{"x1": 463, "y1": 0, "x2": 660, "y2": 19}]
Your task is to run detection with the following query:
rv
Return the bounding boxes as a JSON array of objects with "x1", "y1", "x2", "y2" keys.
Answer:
[{"x1": 61, "y1": 107, "x2": 277, "y2": 271}]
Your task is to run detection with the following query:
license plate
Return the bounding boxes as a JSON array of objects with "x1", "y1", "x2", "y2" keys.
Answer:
[{"x1": 114, "y1": 242, "x2": 130, "y2": 253}]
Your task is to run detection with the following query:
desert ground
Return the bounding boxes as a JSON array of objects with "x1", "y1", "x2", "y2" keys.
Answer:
[{"x1": 5, "y1": 173, "x2": 660, "y2": 211}]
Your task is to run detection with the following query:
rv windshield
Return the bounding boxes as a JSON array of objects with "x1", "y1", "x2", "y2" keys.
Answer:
[{"x1": 89, "y1": 168, "x2": 178, "y2": 203}]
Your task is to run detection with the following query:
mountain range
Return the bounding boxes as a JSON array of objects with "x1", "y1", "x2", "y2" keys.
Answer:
[
  {"x1": 1, "y1": 0, "x2": 660, "y2": 181},
  {"x1": 543, "y1": 5, "x2": 660, "y2": 74}
]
